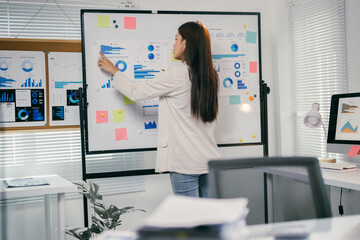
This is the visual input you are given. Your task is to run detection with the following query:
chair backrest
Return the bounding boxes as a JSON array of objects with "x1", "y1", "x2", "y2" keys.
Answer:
[{"x1": 208, "y1": 157, "x2": 332, "y2": 219}]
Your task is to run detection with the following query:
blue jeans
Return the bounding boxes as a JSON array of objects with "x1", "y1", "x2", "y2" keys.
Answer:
[{"x1": 170, "y1": 172, "x2": 209, "y2": 198}]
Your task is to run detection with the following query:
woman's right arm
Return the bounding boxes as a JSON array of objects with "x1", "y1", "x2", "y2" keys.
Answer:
[
  {"x1": 98, "y1": 51, "x2": 180, "y2": 101},
  {"x1": 97, "y1": 52, "x2": 119, "y2": 75}
]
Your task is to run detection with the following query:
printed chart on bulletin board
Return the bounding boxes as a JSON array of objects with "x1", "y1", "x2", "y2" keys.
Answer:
[
  {"x1": 82, "y1": 10, "x2": 262, "y2": 153},
  {"x1": 0, "y1": 50, "x2": 46, "y2": 127},
  {"x1": 48, "y1": 52, "x2": 83, "y2": 126}
]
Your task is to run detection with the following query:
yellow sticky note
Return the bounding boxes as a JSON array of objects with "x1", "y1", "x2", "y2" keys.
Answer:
[
  {"x1": 113, "y1": 109, "x2": 125, "y2": 122},
  {"x1": 123, "y1": 95, "x2": 136, "y2": 105},
  {"x1": 171, "y1": 49, "x2": 181, "y2": 62},
  {"x1": 97, "y1": 15, "x2": 110, "y2": 28}
]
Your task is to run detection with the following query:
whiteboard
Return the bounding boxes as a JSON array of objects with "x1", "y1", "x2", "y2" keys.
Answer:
[{"x1": 82, "y1": 10, "x2": 262, "y2": 154}]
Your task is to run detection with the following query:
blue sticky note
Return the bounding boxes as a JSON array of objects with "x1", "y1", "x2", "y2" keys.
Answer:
[
  {"x1": 246, "y1": 31, "x2": 257, "y2": 44},
  {"x1": 229, "y1": 95, "x2": 241, "y2": 105}
]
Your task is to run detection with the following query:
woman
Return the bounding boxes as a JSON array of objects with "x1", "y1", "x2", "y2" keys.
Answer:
[{"x1": 98, "y1": 21, "x2": 220, "y2": 198}]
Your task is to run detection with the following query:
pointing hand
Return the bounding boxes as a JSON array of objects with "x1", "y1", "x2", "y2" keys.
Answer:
[{"x1": 97, "y1": 52, "x2": 119, "y2": 75}]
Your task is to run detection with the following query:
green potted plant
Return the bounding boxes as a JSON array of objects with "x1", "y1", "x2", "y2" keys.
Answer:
[{"x1": 66, "y1": 181, "x2": 145, "y2": 240}]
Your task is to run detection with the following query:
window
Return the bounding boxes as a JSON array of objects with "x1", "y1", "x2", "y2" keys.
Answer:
[
  {"x1": 0, "y1": 129, "x2": 147, "y2": 200},
  {"x1": 0, "y1": 0, "x2": 145, "y2": 200},
  {"x1": 289, "y1": 0, "x2": 348, "y2": 160}
]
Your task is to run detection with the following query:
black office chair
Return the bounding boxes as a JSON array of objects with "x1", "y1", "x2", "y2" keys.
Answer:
[{"x1": 208, "y1": 157, "x2": 332, "y2": 220}]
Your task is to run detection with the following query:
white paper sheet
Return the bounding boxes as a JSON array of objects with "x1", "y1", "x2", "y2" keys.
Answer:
[{"x1": 143, "y1": 195, "x2": 249, "y2": 228}]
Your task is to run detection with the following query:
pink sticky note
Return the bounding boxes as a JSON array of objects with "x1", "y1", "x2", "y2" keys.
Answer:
[
  {"x1": 115, "y1": 128, "x2": 128, "y2": 141},
  {"x1": 96, "y1": 111, "x2": 108, "y2": 123},
  {"x1": 124, "y1": 17, "x2": 136, "y2": 29},
  {"x1": 249, "y1": 62, "x2": 257, "y2": 73},
  {"x1": 347, "y1": 145, "x2": 360, "y2": 157}
]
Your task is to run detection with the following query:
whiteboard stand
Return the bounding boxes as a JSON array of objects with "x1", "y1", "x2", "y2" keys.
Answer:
[
  {"x1": 79, "y1": 87, "x2": 89, "y2": 226},
  {"x1": 260, "y1": 79, "x2": 271, "y2": 223},
  {"x1": 79, "y1": 79, "x2": 271, "y2": 225},
  {"x1": 79, "y1": 10, "x2": 271, "y2": 226},
  {"x1": 78, "y1": 87, "x2": 156, "y2": 227}
]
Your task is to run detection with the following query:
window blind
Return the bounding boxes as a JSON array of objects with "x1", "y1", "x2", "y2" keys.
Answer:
[
  {"x1": 0, "y1": 0, "x2": 130, "y2": 39},
  {"x1": 289, "y1": 0, "x2": 348, "y2": 160}
]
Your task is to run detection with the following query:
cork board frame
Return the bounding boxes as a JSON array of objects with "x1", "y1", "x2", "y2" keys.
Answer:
[{"x1": 0, "y1": 38, "x2": 81, "y2": 131}]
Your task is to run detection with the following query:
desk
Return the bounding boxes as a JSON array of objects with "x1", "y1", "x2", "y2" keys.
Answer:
[
  {"x1": 94, "y1": 214, "x2": 360, "y2": 240},
  {"x1": 264, "y1": 167, "x2": 360, "y2": 191},
  {"x1": 264, "y1": 167, "x2": 360, "y2": 223},
  {"x1": 247, "y1": 214, "x2": 360, "y2": 240},
  {"x1": 0, "y1": 175, "x2": 77, "y2": 240}
]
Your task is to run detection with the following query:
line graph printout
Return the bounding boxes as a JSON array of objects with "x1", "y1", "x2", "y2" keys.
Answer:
[
  {"x1": 0, "y1": 50, "x2": 46, "y2": 127},
  {"x1": 48, "y1": 52, "x2": 82, "y2": 126},
  {"x1": 335, "y1": 97, "x2": 360, "y2": 141}
]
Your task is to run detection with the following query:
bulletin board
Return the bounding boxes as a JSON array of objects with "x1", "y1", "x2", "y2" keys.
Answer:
[
  {"x1": 0, "y1": 38, "x2": 82, "y2": 130},
  {"x1": 81, "y1": 10, "x2": 263, "y2": 154}
]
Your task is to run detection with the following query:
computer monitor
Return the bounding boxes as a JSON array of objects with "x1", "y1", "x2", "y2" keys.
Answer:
[{"x1": 327, "y1": 92, "x2": 360, "y2": 154}]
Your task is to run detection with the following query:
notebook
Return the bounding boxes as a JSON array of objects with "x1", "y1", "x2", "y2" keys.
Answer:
[{"x1": 4, "y1": 177, "x2": 49, "y2": 188}]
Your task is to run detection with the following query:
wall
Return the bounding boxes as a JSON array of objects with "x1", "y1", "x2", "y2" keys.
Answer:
[
  {"x1": 1, "y1": 1, "x2": 284, "y2": 239},
  {"x1": 119, "y1": 0, "x2": 360, "y2": 229},
  {"x1": 7, "y1": 0, "x2": 349, "y2": 238}
]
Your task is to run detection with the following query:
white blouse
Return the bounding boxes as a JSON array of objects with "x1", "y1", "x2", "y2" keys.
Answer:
[{"x1": 113, "y1": 63, "x2": 220, "y2": 174}]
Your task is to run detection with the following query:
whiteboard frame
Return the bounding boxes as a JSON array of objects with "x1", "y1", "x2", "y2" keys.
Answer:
[{"x1": 81, "y1": 9, "x2": 264, "y2": 154}]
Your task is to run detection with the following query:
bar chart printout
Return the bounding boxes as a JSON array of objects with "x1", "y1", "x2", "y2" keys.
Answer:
[{"x1": 134, "y1": 65, "x2": 160, "y2": 80}]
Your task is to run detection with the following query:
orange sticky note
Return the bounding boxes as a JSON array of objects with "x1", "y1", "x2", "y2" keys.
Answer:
[
  {"x1": 347, "y1": 145, "x2": 360, "y2": 157},
  {"x1": 96, "y1": 111, "x2": 108, "y2": 123},
  {"x1": 249, "y1": 62, "x2": 257, "y2": 73},
  {"x1": 115, "y1": 128, "x2": 128, "y2": 141},
  {"x1": 124, "y1": 17, "x2": 136, "y2": 29}
]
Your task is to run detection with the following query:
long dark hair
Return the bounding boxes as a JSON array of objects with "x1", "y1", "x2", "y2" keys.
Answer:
[{"x1": 178, "y1": 21, "x2": 219, "y2": 123}]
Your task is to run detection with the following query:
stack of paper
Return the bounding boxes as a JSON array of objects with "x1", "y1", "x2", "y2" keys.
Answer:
[
  {"x1": 137, "y1": 195, "x2": 249, "y2": 240},
  {"x1": 320, "y1": 161, "x2": 357, "y2": 172}
]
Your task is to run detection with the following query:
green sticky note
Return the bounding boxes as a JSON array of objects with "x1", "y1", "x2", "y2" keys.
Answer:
[
  {"x1": 229, "y1": 95, "x2": 241, "y2": 105},
  {"x1": 123, "y1": 95, "x2": 136, "y2": 105},
  {"x1": 113, "y1": 109, "x2": 125, "y2": 122},
  {"x1": 246, "y1": 31, "x2": 257, "y2": 44},
  {"x1": 97, "y1": 15, "x2": 110, "y2": 28}
]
